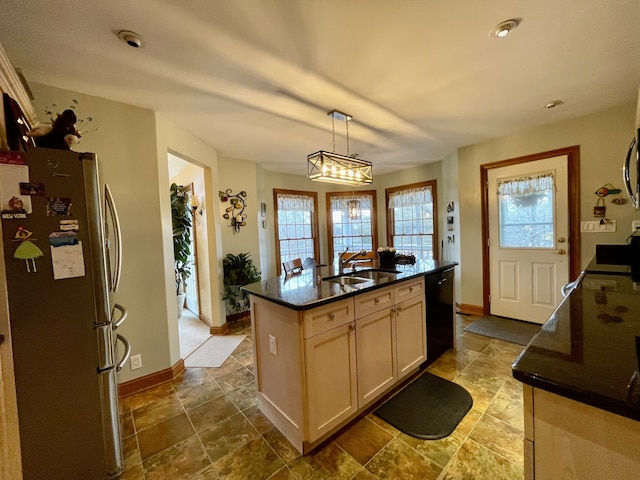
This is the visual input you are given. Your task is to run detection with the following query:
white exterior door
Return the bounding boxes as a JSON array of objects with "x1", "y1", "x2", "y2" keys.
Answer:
[{"x1": 488, "y1": 156, "x2": 569, "y2": 324}]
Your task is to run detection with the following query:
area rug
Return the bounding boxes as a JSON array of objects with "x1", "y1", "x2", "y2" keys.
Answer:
[
  {"x1": 464, "y1": 315, "x2": 540, "y2": 346},
  {"x1": 374, "y1": 372, "x2": 473, "y2": 440},
  {"x1": 184, "y1": 334, "x2": 246, "y2": 368}
]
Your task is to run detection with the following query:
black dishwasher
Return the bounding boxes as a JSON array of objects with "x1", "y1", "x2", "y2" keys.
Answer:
[{"x1": 422, "y1": 267, "x2": 455, "y2": 366}]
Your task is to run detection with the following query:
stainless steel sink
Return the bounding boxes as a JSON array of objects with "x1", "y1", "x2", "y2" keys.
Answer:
[
  {"x1": 323, "y1": 276, "x2": 371, "y2": 286},
  {"x1": 343, "y1": 269, "x2": 400, "y2": 281}
]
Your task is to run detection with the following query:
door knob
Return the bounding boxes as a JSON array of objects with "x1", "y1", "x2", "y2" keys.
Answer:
[
  {"x1": 552, "y1": 249, "x2": 567, "y2": 255},
  {"x1": 557, "y1": 237, "x2": 566, "y2": 243}
]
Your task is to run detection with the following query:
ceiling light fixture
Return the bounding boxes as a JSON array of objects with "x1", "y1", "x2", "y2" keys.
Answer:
[
  {"x1": 545, "y1": 100, "x2": 565, "y2": 109},
  {"x1": 490, "y1": 18, "x2": 521, "y2": 38},
  {"x1": 117, "y1": 30, "x2": 146, "y2": 48},
  {"x1": 307, "y1": 110, "x2": 373, "y2": 186}
]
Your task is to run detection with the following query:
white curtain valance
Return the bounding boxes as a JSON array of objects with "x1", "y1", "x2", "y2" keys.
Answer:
[
  {"x1": 388, "y1": 186, "x2": 432, "y2": 209},
  {"x1": 277, "y1": 193, "x2": 315, "y2": 212},
  {"x1": 330, "y1": 194, "x2": 372, "y2": 211},
  {"x1": 497, "y1": 172, "x2": 555, "y2": 195}
]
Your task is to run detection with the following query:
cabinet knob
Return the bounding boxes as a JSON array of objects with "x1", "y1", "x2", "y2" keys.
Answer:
[
  {"x1": 329, "y1": 313, "x2": 335, "y2": 320},
  {"x1": 409, "y1": 287, "x2": 413, "y2": 293},
  {"x1": 374, "y1": 298, "x2": 380, "y2": 305}
]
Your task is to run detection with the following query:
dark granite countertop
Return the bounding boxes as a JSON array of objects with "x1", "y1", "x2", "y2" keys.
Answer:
[
  {"x1": 242, "y1": 260, "x2": 457, "y2": 311},
  {"x1": 512, "y1": 264, "x2": 640, "y2": 421}
]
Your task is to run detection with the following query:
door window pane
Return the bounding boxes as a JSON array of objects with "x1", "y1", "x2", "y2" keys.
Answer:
[{"x1": 498, "y1": 174, "x2": 554, "y2": 248}]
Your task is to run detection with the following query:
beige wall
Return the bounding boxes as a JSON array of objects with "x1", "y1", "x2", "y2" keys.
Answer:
[
  {"x1": 26, "y1": 83, "x2": 224, "y2": 383},
  {"x1": 457, "y1": 102, "x2": 640, "y2": 308}
]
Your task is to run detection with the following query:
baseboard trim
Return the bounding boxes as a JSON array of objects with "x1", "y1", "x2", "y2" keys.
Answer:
[
  {"x1": 210, "y1": 323, "x2": 229, "y2": 335},
  {"x1": 118, "y1": 359, "x2": 185, "y2": 398},
  {"x1": 457, "y1": 303, "x2": 484, "y2": 316}
]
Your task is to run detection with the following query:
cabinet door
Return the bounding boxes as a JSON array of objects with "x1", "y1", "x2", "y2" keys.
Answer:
[
  {"x1": 356, "y1": 308, "x2": 396, "y2": 408},
  {"x1": 304, "y1": 322, "x2": 357, "y2": 443},
  {"x1": 396, "y1": 295, "x2": 426, "y2": 380}
]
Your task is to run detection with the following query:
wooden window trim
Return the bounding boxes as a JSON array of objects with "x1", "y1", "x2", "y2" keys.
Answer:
[
  {"x1": 273, "y1": 188, "x2": 320, "y2": 275},
  {"x1": 326, "y1": 190, "x2": 378, "y2": 265},
  {"x1": 385, "y1": 180, "x2": 439, "y2": 260}
]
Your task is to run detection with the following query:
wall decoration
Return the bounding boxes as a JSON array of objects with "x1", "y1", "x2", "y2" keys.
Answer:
[
  {"x1": 219, "y1": 189, "x2": 247, "y2": 233},
  {"x1": 447, "y1": 216, "x2": 454, "y2": 231},
  {"x1": 447, "y1": 202, "x2": 455, "y2": 213}
]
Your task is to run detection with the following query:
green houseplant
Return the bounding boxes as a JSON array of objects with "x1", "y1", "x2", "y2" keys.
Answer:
[
  {"x1": 222, "y1": 252, "x2": 261, "y2": 316},
  {"x1": 170, "y1": 183, "x2": 192, "y2": 300}
]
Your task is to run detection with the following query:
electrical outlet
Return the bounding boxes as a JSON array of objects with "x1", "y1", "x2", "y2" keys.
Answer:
[
  {"x1": 269, "y1": 335, "x2": 277, "y2": 355},
  {"x1": 632, "y1": 220, "x2": 640, "y2": 232},
  {"x1": 130, "y1": 354, "x2": 142, "y2": 370}
]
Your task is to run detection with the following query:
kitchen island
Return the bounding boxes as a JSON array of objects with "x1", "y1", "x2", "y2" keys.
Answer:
[
  {"x1": 512, "y1": 259, "x2": 640, "y2": 479},
  {"x1": 242, "y1": 260, "x2": 456, "y2": 454}
]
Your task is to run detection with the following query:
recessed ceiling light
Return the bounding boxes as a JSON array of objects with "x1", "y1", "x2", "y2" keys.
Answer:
[
  {"x1": 545, "y1": 100, "x2": 565, "y2": 109},
  {"x1": 490, "y1": 18, "x2": 521, "y2": 38},
  {"x1": 117, "y1": 30, "x2": 146, "y2": 48}
]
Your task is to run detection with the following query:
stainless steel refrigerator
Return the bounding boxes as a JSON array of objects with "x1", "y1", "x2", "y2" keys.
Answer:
[{"x1": 0, "y1": 147, "x2": 129, "y2": 479}]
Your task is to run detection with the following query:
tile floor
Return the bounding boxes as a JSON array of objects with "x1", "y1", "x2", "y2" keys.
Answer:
[{"x1": 119, "y1": 315, "x2": 526, "y2": 480}]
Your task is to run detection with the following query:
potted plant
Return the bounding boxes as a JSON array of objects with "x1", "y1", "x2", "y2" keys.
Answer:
[
  {"x1": 171, "y1": 183, "x2": 192, "y2": 317},
  {"x1": 222, "y1": 252, "x2": 261, "y2": 320}
]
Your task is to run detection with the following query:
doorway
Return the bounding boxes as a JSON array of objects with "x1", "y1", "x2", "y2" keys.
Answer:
[
  {"x1": 481, "y1": 146, "x2": 581, "y2": 323},
  {"x1": 168, "y1": 153, "x2": 211, "y2": 358}
]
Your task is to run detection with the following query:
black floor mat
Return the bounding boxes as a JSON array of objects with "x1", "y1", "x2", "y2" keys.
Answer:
[
  {"x1": 464, "y1": 315, "x2": 540, "y2": 346},
  {"x1": 374, "y1": 372, "x2": 473, "y2": 440}
]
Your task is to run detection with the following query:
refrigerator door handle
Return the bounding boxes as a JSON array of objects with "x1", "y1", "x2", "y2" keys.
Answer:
[
  {"x1": 105, "y1": 183, "x2": 123, "y2": 292},
  {"x1": 111, "y1": 303, "x2": 128, "y2": 330},
  {"x1": 623, "y1": 136, "x2": 639, "y2": 209},
  {"x1": 115, "y1": 334, "x2": 131, "y2": 372}
]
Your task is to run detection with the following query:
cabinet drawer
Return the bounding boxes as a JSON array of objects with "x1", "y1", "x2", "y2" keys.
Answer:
[
  {"x1": 303, "y1": 298, "x2": 354, "y2": 338},
  {"x1": 395, "y1": 277, "x2": 424, "y2": 302},
  {"x1": 354, "y1": 286, "x2": 395, "y2": 319}
]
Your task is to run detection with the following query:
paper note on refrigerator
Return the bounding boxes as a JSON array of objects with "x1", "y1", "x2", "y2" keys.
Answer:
[
  {"x1": 0, "y1": 164, "x2": 33, "y2": 217},
  {"x1": 51, "y1": 241, "x2": 86, "y2": 280}
]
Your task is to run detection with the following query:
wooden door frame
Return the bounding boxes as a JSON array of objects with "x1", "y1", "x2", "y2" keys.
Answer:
[{"x1": 480, "y1": 146, "x2": 581, "y2": 315}]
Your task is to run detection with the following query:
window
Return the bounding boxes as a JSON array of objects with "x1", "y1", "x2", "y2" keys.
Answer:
[
  {"x1": 274, "y1": 189, "x2": 319, "y2": 274},
  {"x1": 386, "y1": 181, "x2": 438, "y2": 261},
  {"x1": 497, "y1": 172, "x2": 555, "y2": 248},
  {"x1": 327, "y1": 191, "x2": 378, "y2": 264}
]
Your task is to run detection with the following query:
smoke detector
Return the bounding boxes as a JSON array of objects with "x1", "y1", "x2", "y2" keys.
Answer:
[
  {"x1": 490, "y1": 18, "x2": 521, "y2": 38},
  {"x1": 117, "y1": 30, "x2": 146, "y2": 48}
]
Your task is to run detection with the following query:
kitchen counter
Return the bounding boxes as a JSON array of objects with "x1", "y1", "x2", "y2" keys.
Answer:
[
  {"x1": 512, "y1": 265, "x2": 640, "y2": 421},
  {"x1": 242, "y1": 259, "x2": 457, "y2": 310}
]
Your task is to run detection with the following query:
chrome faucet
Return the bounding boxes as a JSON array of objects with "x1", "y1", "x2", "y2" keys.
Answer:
[{"x1": 339, "y1": 248, "x2": 367, "y2": 274}]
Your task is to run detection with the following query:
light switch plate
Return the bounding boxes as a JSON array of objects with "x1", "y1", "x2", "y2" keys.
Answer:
[
  {"x1": 269, "y1": 335, "x2": 277, "y2": 355},
  {"x1": 580, "y1": 220, "x2": 616, "y2": 232}
]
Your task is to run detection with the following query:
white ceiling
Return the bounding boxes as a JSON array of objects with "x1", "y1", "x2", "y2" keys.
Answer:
[{"x1": 2, "y1": 0, "x2": 639, "y2": 176}]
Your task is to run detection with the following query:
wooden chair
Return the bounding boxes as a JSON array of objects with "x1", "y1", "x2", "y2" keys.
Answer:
[{"x1": 282, "y1": 258, "x2": 303, "y2": 275}]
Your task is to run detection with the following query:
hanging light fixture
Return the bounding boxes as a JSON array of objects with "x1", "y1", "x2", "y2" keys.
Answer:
[
  {"x1": 307, "y1": 110, "x2": 373, "y2": 186},
  {"x1": 347, "y1": 198, "x2": 360, "y2": 220}
]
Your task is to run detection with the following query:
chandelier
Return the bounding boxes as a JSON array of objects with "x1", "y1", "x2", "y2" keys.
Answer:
[{"x1": 307, "y1": 110, "x2": 373, "y2": 186}]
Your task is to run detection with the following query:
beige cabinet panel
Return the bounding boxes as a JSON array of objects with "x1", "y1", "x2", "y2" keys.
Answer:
[
  {"x1": 527, "y1": 387, "x2": 640, "y2": 480},
  {"x1": 356, "y1": 307, "x2": 396, "y2": 407},
  {"x1": 395, "y1": 294, "x2": 426, "y2": 380},
  {"x1": 354, "y1": 285, "x2": 395, "y2": 319},
  {"x1": 303, "y1": 298, "x2": 352, "y2": 339},
  {"x1": 305, "y1": 322, "x2": 357, "y2": 442}
]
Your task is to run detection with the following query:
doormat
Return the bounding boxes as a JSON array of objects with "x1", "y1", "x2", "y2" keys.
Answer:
[
  {"x1": 184, "y1": 335, "x2": 246, "y2": 368},
  {"x1": 374, "y1": 372, "x2": 473, "y2": 440},
  {"x1": 464, "y1": 315, "x2": 540, "y2": 346}
]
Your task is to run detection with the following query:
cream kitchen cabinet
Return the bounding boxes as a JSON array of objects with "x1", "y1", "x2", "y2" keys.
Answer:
[
  {"x1": 354, "y1": 278, "x2": 425, "y2": 407},
  {"x1": 250, "y1": 276, "x2": 426, "y2": 454}
]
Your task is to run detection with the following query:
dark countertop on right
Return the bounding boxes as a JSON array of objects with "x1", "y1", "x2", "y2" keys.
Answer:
[{"x1": 512, "y1": 259, "x2": 640, "y2": 421}]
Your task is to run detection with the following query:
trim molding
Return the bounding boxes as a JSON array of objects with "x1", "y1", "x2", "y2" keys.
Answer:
[
  {"x1": 456, "y1": 303, "x2": 483, "y2": 316},
  {"x1": 118, "y1": 359, "x2": 185, "y2": 398},
  {"x1": 210, "y1": 322, "x2": 229, "y2": 335}
]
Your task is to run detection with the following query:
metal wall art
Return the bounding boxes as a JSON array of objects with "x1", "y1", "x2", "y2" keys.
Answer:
[{"x1": 219, "y1": 189, "x2": 247, "y2": 233}]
